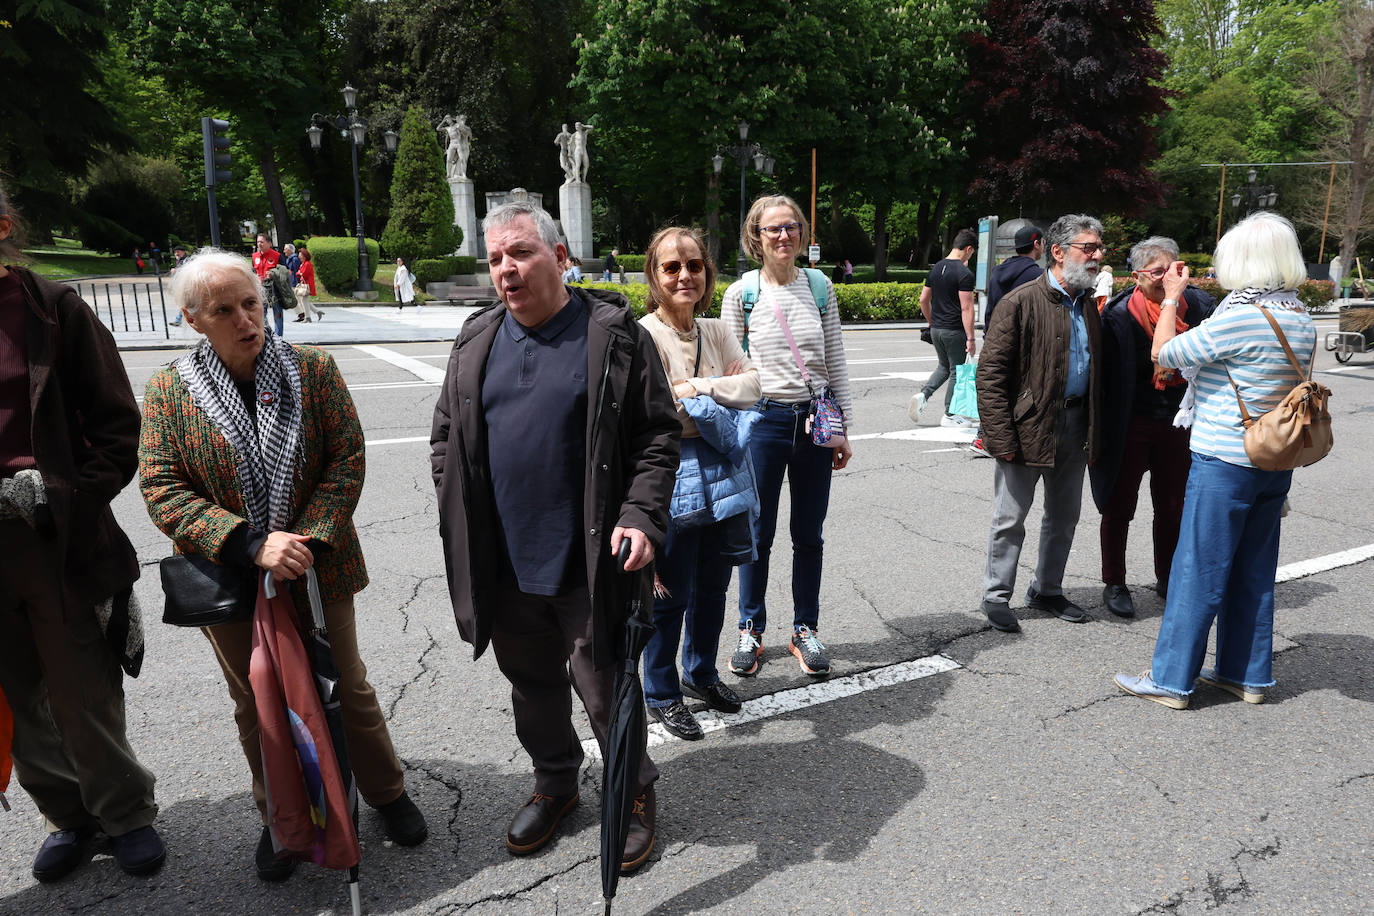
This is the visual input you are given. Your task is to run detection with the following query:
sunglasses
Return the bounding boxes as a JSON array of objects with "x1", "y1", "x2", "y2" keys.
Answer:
[
  {"x1": 660, "y1": 258, "x2": 706, "y2": 276},
  {"x1": 1064, "y1": 242, "x2": 1107, "y2": 255}
]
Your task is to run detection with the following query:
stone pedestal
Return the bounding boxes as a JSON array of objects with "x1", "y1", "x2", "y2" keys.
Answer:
[
  {"x1": 559, "y1": 180, "x2": 593, "y2": 260},
  {"x1": 450, "y1": 177, "x2": 478, "y2": 257}
]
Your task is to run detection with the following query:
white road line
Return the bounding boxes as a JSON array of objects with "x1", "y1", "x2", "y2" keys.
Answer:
[
  {"x1": 850, "y1": 372, "x2": 929, "y2": 382},
  {"x1": 1275, "y1": 543, "x2": 1374, "y2": 583},
  {"x1": 851, "y1": 427, "x2": 976, "y2": 443},
  {"x1": 847, "y1": 355, "x2": 938, "y2": 365},
  {"x1": 366, "y1": 435, "x2": 431, "y2": 447},
  {"x1": 352, "y1": 344, "x2": 447, "y2": 383},
  {"x1": 923, "y1": 447, "x2": 966, "y2": 453},
  {"x1": 348, "y1": 380, "x2": 438, "y2": 392},
  {"x1": 582, "y1": 653, "x2": 961, "y2": 757},
  {"x1": 1322, "y1": 364, "x2": 1372, "y2": 374}
]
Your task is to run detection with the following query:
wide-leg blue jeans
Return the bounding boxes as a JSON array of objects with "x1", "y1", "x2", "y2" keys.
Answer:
[
  {"x1": 736, "y1": 401, "x2": 834, "y2": 635},
  {"x1": 1150, "y1": 452, "x2": 1292, "y2": 695},
  {"x1": 642, "y1": 520, "x2": 736, "y2": 708}
]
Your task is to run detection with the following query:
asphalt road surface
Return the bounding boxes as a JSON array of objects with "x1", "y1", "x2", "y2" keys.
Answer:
[{"x1": 3, "y1": 326, "x2": 1372, "y2": 915}]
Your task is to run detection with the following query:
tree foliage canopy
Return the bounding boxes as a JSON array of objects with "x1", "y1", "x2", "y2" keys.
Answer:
[{"x1": 382, "y1": 107, "x2": 458, "y2": 260}]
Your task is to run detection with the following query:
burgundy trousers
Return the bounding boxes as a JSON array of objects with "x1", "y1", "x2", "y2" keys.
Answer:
[{"x1": 1099, "y1": 414, "x2": 1192, "y2": 586}]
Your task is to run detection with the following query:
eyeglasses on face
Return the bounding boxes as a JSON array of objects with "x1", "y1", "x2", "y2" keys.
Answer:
[
  {"x1": 660, "y1": 258, "x2": 706, "y2": 276},
  {"x1": 1135, "y1": 266, "x2": 1169, "y2": 280},
  {"x1": 1064, "y1": 241, "x2": 1106, "y2": 255},
  {"x1": 760, "y1": 222, "x2": 802, "y2": 239}
]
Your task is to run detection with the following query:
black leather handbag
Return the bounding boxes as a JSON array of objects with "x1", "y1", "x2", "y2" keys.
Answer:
[{"x1": 159, "y1": 554, "x2": 255, "y2": 627}]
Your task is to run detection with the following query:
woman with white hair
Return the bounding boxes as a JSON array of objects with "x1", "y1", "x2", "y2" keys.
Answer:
[
  {"x1": 1115, "y1": 213, "x2": 1317, "y2": 709},
  {"x1": 138, "y1": 249, "x2": 428, "y2": 879}
]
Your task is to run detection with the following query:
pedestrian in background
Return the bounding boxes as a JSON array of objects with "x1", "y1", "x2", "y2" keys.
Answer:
[
  {"x1": 430, "y1": 201, "x2": 679, "y2": 871},
  {"x1": 1094, "y1": 263, "x2": 1114, "y2": 312},
  {"x1": 1116, "y1": 213, "x2": 1317, "y2": 709},
  {"x1": 561, "y1": 256, "x2": 583, "y2": 284},
  {"x1": 293, "y1": 246, "x2": 324, "y2": 322},
  {"x1": 638, "y1": 226, "x2": 760, "y2": 740},
  {"x1": 0, "y1": 183, "x2": 167, "y2": 882},
  {"x1": 721, "y1": 194, "x2": 854, "y2": 678},
  {"x1": 282, "y1": 243, "x2": 302, "y2": 285},
  {"x1": 252, "y1": 233, "x2": 279, "y2": 278},
  {"x1": 140, "y1": 249, "x2": 427, "y2": 881},
  {"x1": 1090, "y1": 237, "x2": 1215, "y2": 618},
  {"x1": 911, "y1": 228, "x2": 978, "y2": 427},
  {"x1": 977, "y1": 214, "x2": 1105, "y2": 633},
  {"x1": 393, "y1": 257, "x2": 418, "y2": 313},
  {"x1": 603, "y1": 247, "x2": 619, "y2": 282}
]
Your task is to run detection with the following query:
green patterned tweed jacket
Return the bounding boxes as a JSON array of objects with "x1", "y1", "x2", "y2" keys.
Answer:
[{"x1": 139, "y1": 344, "x2": 368, "y2": 603}]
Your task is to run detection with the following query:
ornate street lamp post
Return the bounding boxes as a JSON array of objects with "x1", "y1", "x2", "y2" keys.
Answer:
[
  {"x1": 712, "y1": 121, "x2": 775, "y2": 277},
  {"x1": 306, "y1": 85, "x2": 400, "y2": 296},
  {"x1": 1232, "y1": 167, "x2": 1278, "y2": 223}
]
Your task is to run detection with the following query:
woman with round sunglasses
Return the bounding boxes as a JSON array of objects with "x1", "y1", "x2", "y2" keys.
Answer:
[
  {"x1": 638, "y1": 227, "x2": 760, "y2": 739},
  {"x1": 720, "y1": 195, "x2": 853, "y2": 679},
  {"x1": 1090, "y1": 237, "x2": 1215, "y2": 618}
]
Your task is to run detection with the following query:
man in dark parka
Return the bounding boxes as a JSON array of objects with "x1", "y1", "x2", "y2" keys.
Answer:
[{"x1": 430, "y1": 201, "x2": 680, "y2": 872}]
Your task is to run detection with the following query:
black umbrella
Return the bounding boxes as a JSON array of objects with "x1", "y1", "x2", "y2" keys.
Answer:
[
  {"x1": 297, "y1": 568, "x2": 363, "y2": 916},
  {"x1": 600, "y1": 540, "x2": 655, "y2": 915}
]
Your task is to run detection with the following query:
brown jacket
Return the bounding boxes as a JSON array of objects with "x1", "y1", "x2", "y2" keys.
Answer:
[
  {"x1": 14, "y1": 267, "x2": 140, "y2": 604},
  {"x1": 976, "y1": 272, "x2": 1102, "y2": 467},
  {"x1": 430, "y1": 287, "x2": 681, "y2": 667}
]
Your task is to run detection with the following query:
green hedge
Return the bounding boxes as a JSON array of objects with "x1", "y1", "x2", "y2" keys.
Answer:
[
  {"x1": 1190, "y1": 278, "x2": 1334, "y2": 312},
  {"x1": 581, "y1": 280, "x2": 925, "y2": 322},
  {"x1": 413, "y1": 256, "x2": 479, "y2": 285},
  {"x1": 308, "y1": 236, "x2": 381, "y2": 294},
  {"x1": 615, "y1": 254, "x2": 645, "y2": 271}
]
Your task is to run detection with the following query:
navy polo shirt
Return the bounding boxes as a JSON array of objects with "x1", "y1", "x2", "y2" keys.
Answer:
[{"x1": 483, "y1": 291, "x2": 590, "y2": 595}]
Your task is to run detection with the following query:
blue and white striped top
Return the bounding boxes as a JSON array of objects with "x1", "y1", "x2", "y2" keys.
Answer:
[{"x1": 1156, "y1": 297, "x2": 1316, "y2": 467}]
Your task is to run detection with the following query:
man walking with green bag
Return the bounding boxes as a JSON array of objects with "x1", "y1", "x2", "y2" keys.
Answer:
[{"x1": 910, "y1": 229, "x2": 978, "y2": 427}]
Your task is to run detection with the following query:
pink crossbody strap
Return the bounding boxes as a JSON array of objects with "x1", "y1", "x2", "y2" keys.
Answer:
[{"x1": 770, "y1": 299, "x2": 817, "y2": 394}]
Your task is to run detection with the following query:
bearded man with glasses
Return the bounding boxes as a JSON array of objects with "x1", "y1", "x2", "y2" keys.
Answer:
[
  {"x1": 1088, "y1": 237, "x2": 1216, "y2": 618},
  {"x1": 975, "y1": 214, "x2": 1106, "y2": 633}
]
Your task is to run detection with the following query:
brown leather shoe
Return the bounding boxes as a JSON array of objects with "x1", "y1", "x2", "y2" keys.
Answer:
[
  {"x1": 505, "y1": 792, "x2": 578, "y2": 855},
  {"x1": 620, "y1": 785, "x2": 656, "y2": 873}
]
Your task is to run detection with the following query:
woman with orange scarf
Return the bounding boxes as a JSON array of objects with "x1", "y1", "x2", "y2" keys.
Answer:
[{"x1": 1088, "y1": 237, "x2": 1216, "y2": 618}]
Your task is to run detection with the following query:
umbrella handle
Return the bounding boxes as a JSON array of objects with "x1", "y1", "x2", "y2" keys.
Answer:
[
  {"x1": 260, "y1": 569, "x2": 326, "y2": 630},
  {"x1": 616, "y1": 537, "x2": 633, "y2": 572}
]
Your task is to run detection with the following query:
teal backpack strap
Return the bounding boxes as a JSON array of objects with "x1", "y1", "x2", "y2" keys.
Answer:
[
  {"x1": 801, "y1": 267, "x2": 828, "y2": 315},
  {"x1": 738, "y1": 269, "x2": 761, "y2": 354}
]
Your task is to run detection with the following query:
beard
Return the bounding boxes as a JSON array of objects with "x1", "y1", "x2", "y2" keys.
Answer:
[{"x1": 1061, "y1": 258, "x2": 1099, "y2": 293}]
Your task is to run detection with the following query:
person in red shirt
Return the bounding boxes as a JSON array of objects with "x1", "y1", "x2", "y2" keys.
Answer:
[
  {"x1": 293, "y1": 247, "x2": 324, "y2": 321},
  {"x1": 252, "y1": 234, "x2": 279, "y2": 279}
]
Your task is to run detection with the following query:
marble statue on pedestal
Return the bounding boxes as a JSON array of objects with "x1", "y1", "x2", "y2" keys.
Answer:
[{"x1": 440, "y1": 114, "x2": 473, "y2": 182}]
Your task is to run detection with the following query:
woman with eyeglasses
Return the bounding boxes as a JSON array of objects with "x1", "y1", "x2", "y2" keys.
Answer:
[
  {"x1": 720, "y1": 195, "x2": 854, "y2": 679},
  {"x1": 1089, "y1": 237, "x2": 1215, "y2": 619},
  {"x1": 637, "y1": 227, "x2": 760, "y2": 739}
]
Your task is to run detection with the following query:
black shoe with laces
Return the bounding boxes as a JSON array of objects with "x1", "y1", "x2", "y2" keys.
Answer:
[
  {"x1": 649, "y1": 700, "x2": 703, "y2": 740},
  {"x1": 789, "y1": 626, "x2": 831, "y2": 676},
  {"x1": 1102, "y1": 584, "x2": 1136, "y2": 618},
  {"x1": 682, "y1": 679, "x2": 743, "y2": 714}
]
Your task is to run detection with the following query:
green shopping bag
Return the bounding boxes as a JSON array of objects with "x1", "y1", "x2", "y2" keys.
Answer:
[{"x1": 949, "y1": 360, "x2": 979, "y2": 420}]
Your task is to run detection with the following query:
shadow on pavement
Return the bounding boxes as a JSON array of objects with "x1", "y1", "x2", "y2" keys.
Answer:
[{"x1": 1276, "y1": 632, "x2": 1374, "y2": 704}]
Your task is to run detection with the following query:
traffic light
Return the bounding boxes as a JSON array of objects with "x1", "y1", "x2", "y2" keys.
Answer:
[{"x1": 202, "y1": 117, "x2": 232, "y2": 188}]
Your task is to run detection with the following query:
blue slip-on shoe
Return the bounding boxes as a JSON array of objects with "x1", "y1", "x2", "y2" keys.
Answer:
[
  {"x1": 1197, "y1": 668, "x2": 1266, "y2": 704},
  {"x1": 1114, "y1": 671, "x2": 1188, "y2": 709},
  {"x1": 110, "y1": 825, "x2": 166, "y2": 876}
]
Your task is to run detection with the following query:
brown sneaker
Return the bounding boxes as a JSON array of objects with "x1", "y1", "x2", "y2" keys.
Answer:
[{"x1": 620, "y1": 785, "x2": 656, "y2": 873}]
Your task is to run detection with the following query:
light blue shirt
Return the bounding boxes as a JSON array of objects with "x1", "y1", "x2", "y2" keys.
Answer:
[{"x1": 1045, "y1": 270, "x2": 1091, "y2": 400}]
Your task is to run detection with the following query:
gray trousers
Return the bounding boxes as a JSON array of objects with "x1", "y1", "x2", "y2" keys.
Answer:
[
  {"x1": 983, "y1": 405, "x2": 1089, "y2": 603},
  {"x1": 922, "y1": 328, "x2": 968, "y2": 415},
  {"x1": 0, "y1": 519, "x2": 158, "y2": 836},
  {"x1": 489, "y1": 583, "x2": 658, "y2": 797}
]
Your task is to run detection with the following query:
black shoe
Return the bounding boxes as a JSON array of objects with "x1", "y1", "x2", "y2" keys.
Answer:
[
  {"x1": 620, "y1": 785, "x2": 655, "y2": 874},
  {"x1": 649, "y1": 701, "x2": 703, "y2": 740},
  {"x1": 1102, "y1": 584, "x2": 1136, "y2": 618},
  {"x1": 1026, "y1": 587, "x2": 1088, "y2": 623},
  {"x1": 506, "y1": 791, "x2": 578, "y2": 855},
  {"x1": 32, "y1": 826, "x2": 98, "y2": 882},
  {"x1": 682, "y1": 679, "x2": 743, "y2": 714},
  {"x1": 374, "y1": 790, "x2": 428, "y2": 846},
  {"x1": 111, "y1": 825, "x2": 166, "y2": 876},
  {"x1": 1155, "y1": 580, "x2": 1168, "y2": 601},
  {"x1": 981, "y1": 600, "x2": 1020, "y2": 632},
  {"x1": 255, "y1": 826, "x2": 297, "y2": 882}
]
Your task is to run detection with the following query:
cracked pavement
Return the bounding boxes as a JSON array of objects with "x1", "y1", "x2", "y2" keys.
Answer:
[{"x1": 3, "y1": 335, "x2": 1372, "y2": 914}]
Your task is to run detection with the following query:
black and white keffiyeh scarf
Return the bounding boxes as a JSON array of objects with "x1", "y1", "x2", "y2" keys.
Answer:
[
  {"x1": 1173, "y1": 286, "x2": 1306, "y2": 428},
  {"x1": 176, "y1": 327, "x2": 304, "y2": 531}
]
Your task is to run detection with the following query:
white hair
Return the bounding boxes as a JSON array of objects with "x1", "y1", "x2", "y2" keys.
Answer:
[
  {"x1": 1214, "y1": 212, "x2": 1308, "y2": 291},
  {"x1": 283, "y1": 243, "x2": 295, "y2": 255},
  {"x1": 1129, "y1": 236, "x2": 1180, "y2": 271},
  {"x1": 170, "y1": 248, "x2": 260, "y2": 315}
]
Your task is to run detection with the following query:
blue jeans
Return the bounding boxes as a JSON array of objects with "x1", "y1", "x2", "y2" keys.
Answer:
[
  {"x1": 271, "y1": 304, "x2": 284, "y2": 336},
  {"x1": 1150, "y1": 453, "x2": 1291, "y2": 695},
  {"x1": 737, "y1": 401, "x2": 833, "y2": 634},
  {"x1": 642, "y1": 520, "x2": 737, "y2": 707}
]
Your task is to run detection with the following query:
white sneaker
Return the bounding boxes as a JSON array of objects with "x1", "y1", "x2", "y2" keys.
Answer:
[
  {"x1": 939, "y1": 414, "x2": 962, "y2": 427},
  {"x1": 908, "y1": 392, "x2": 928, "y2": 423}
]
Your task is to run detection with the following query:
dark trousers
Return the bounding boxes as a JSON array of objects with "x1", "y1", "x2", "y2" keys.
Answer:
[
  {"x1": 489, "y1": 584, "x2": 658, "y2": 797},
  {"x1": 204, "y1": 596, "x2": 406, "y2": 821},
  {"x1": 737, "y1": 401, "x2": 834, "y2": 634},
  {"x1": 921, "y1": 328, "x2": 969, "y2": 415},
  {"x1": 1099, "y1": 414, "x2": 1191, "y2": 586},
  {"x1": 0, "y1": 520, "x2": 158, "y2": 836}
]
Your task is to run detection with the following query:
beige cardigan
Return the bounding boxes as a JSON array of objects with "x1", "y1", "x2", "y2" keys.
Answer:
[{"x1": 640, "y1": 312, "x2": 761, "y2": 438}]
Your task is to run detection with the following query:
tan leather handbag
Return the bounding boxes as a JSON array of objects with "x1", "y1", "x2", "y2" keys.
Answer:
[{"x1": 1224, "y1": 307, "x2": 1333, "y2": 471}]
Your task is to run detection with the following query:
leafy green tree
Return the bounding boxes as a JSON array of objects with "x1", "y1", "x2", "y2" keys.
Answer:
[
  {"x1": 382, "y1": 107, "x2": 458, "y2": 260},
  {"x1": 0, "y1": 0, "x2": 132, "y2": 240}
]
